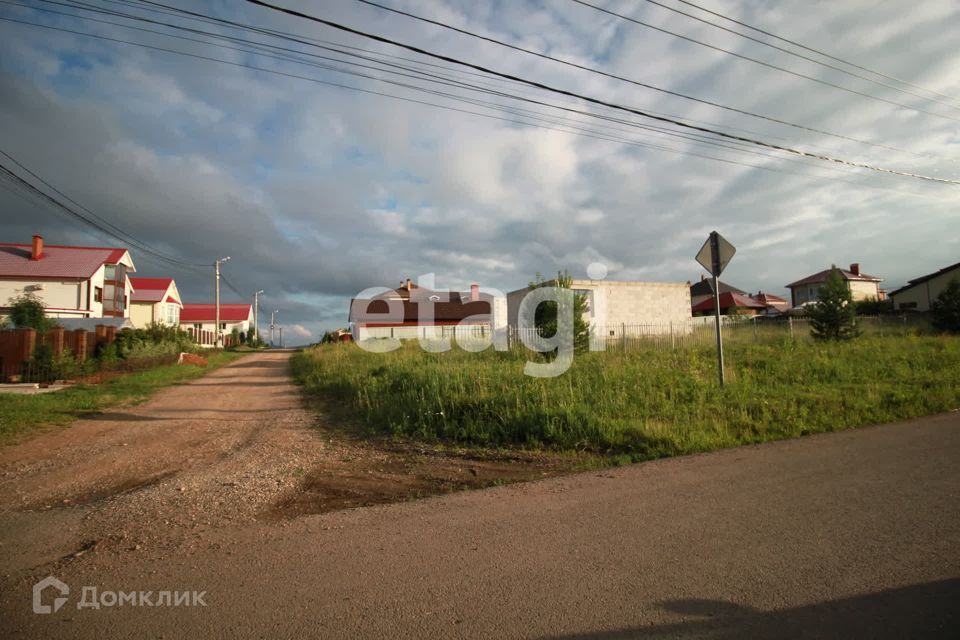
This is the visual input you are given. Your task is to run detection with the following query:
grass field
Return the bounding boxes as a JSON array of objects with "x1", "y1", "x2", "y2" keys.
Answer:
[
  {"x1": 292, "y1": 336, "x2": 960, "y2": 462},
  {"x1": 0, "y1": 352, "x2": 244, "y2": 442}
]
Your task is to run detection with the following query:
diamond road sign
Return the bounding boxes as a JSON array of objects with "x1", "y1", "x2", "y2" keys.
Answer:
[{"x1": 695, "y1": 231, "x2": 736, "y2": 277}]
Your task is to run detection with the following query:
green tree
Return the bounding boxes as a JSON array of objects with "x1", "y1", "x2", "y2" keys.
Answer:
[
  {"x1": 809, "y1": 267, "x2": 859, "y2": 341},
  {"x1": 529, "y1": 270, "x2": 590, "y2": 353},
  {"x1": 930, "y1": 278, "x2": 960, "y2": 333},
  {"x1": 7, "y1": 292, "x2": 54, "y2": 332},
  {"x1": 230, "y1": 327, "x2": 240, "y2": 347}
]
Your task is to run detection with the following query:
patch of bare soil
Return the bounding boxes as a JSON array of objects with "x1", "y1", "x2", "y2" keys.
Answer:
[{"x1": 263, "y1": 443, "x2": 571, "y2": 520}]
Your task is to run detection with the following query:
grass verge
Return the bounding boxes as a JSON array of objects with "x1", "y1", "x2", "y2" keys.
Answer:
[
  {"x1": 292, "y1": 336, "x2": 960, "y2": 463},
  {"x1": 0, "y1": 351, "x2": 245, "y2": 443}
]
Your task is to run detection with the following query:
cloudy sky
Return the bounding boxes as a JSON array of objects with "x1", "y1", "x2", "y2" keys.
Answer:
[{"x1": 2, "y1": 0, "x2": 959, "y2": 342}]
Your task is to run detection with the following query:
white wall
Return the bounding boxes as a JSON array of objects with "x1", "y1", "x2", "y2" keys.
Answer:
[
  {"x1": 506, "y1": 279, "x2": 692, "y2": 334},
  {"x1": 0, "y1": 268, "x2": 105, "y2": 317}
]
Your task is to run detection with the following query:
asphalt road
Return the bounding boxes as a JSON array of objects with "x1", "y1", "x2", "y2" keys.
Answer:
[{"x1": 1, "y1": 355, "x2": 957, "y2": 638}]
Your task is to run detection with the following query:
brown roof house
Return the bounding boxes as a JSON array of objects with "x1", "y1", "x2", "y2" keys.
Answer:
[
  {"x1": 786, "y1": 263, "x2": 883, "y2": 307},
  {"x1": 889, "y1": 261, "x2": 960, "y2": 312},
  {"x1": 349, "y1": 278, "x2": 505, "y2": 341},
  {"x1": 689, "y1": 276, "x2": 747, "y2": 311}
]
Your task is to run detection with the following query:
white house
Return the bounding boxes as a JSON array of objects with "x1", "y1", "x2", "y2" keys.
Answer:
[
  {"x1": 349, "y1": 279, "x2": 506, "y2": 341},
  {"x1": 129, "y1": 277, "x2": 183, "y2": 329},
  {"x1": 180, "y1": 303, "x2": 253, "y2": 346},
  {"x1": 0, "y1": 235, "x2": 136, "y2": 320}
]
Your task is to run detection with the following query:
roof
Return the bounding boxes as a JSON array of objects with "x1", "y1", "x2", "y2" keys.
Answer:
[
  {"x1": 0, "y1": 243, "x2": 133, "y2": 279},
  {"x1": 54, "y1": 317, "x2": 135, "y2": 331},
  {"x1": 691, "y1": 291, "x2": 766, "y2": 313},
  {"x1": 129, "y1": 277, "x2": 178, "y2": 304},
  {"x1": 350, "y1": 289, "x2": 491, "y2": 324},
  {"x1": 129, "y1": 277, "x2": 173, "y2": 290},
  {"x1": 180, "y1": 303, "x2": 252, "y2": 323},
  {"x1": 888, "y1": 261, "x2": 960, "y2": 298},
  {"x1": 689, "y1": 278, "x2": 746, "y2": 298},
  {"x1": 787, "y1": 267, "x2": 881, "y2": 288}
]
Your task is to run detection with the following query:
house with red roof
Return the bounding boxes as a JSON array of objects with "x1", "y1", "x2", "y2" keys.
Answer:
[
  {"x1": 350, "y1": 279, "x2": 497, "y2": 341},
  {"x1": 180, "y1": 303, "x2": 253, "y2": 346},
  {"x1": 786, "y1": 263, "x2": 883, "y2": 307},
  {"x1": 129, "y1": 277, "x2": 183, "y2": 329},
  {"x1": 691, "y1": 290, "x2": 767, "y2": 316},
  {"x1": 0, "y1": 235, "x2": 136, "y2": 320}
]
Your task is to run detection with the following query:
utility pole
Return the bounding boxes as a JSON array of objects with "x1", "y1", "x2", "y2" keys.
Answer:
[
  {"x1": 279, "y1": 327, "x2": 283, "y2": 348},
  {"x1": 270, "y1": 309, "x2": 279, "y2": 347},
  {"x1": 214, "y1": 256, "x2": 230, "y2": 348},
  {"x1": 253, "y1": 290, "x2": 264, "y2": 346}
]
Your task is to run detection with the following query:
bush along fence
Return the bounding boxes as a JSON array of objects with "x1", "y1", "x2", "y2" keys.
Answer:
[{"x1": 0, "y1": 324, "x2": 198, "y2": 384}]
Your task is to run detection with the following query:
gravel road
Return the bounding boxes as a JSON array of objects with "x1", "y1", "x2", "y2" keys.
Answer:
[{"x1": 0, "y1": 352, "x2": 957, "y2": 638}]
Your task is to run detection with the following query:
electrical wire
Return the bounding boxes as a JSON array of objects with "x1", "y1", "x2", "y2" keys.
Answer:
[
  {"x1": 1, "y1": 11, "x2": 932, "y2": 193},
  {"x1": 124, "y1": 0, "x2": 936, "y2": 159},
  {"x1": 242, "y1": 0, "x2": 960, "y2": 185},
  {"x1": 569, "y1": 0, "x2": 960, "y2": 120},
  {"x1": 636, "y1": 0, "x2": 960, "y2": 109},
  {"x1": 671, "y1": 0, "x2": 960, "y2": 105}
]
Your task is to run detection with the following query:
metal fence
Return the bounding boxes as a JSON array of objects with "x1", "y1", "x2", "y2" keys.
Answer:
[{"x1": 506, "y1": 314, "x2": 930, "y2": 352}]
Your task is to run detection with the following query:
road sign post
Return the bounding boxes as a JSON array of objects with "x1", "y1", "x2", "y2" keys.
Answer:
[{"x1": 695, "y1": 231, "x2": 736, "y2": 388}]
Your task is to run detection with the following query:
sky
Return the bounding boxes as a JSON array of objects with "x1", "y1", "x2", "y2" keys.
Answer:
[{"x1": 1, "y1": 0, "x2": 959, "y2": 343}]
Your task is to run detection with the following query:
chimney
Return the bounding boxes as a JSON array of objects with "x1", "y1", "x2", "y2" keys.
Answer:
[
  {"x1": 31, "y1": 235, "x2": 44, "y2": 260},
  {"x1": 470, "y1": 283, "x2": 480, "y2": 302},
  {"x1": 406, "y1": 278, "x2": 412, "y2": 290},
  {"x1": 849, "y1": 263, "x2": 860, "y2": 276}
]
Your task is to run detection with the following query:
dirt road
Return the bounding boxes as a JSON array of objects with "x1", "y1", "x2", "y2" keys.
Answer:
[{"x1": 1, "y1": 352, "x2": 958, "y2": 638}]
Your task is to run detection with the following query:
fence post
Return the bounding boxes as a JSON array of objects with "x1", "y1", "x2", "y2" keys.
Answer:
[
  {"x1": 621, "y1": 323, "x2": 627, "y2": 352},
  {"x1": 753, "y1": 317, "x2": 758, "y2": 341},
  {"x1": 72, "y1": 329, "x2": 88, "y2": 362},
  {"x1": 788, "y1": 316, "x2": 794, "y2": 340},
  {"x1": 47, "y1": 326, "x2": 65, "y2": 359},
  {"x1": 670, "y1": 321, "x2": 675, "y2": 351},
  {"x1": 17, "y1": 327, "x2": 36, "y2": 363},
  {"x1": 878, "y1": 314, "x2": 883, "y2": 337}
]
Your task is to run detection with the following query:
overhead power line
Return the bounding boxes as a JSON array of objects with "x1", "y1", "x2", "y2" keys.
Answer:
[
  {"x1": 671, "y1": 0, "x2": 960, "y2": 105},
  {"x1": 124, "y1": 0, "x2": 930, "y2": 158},
  {"x1": 243, "y1": 0, "x2": 959, "y2": 185},
  {"x1": 637, "y1": 0, "x2": 960, "y2": 109},
  {"x1": 2, "y1": 1, "x2": 878, "y2": 177},
  {"x1": 0, "y1": 148, "x2": 208, "y2": 269},
  {"x1": 7, "y1": 12, "x2": 936, "y2": 197},
  {"x1": 570, "y1": 0, "x2": 960, "y2": 119}
]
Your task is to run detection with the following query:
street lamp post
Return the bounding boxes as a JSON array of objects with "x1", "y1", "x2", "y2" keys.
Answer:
[
  {"x1": 253, "y1": 290, "x2": 264, "y2": 346},
  {"x1": 214, "y1": 256, "x2": 231, "y2": 348},
  {"x1": 270, "y1": 309, "x2": 279, "y2": 347}
]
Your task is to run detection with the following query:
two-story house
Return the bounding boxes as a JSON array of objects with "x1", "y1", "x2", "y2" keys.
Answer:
[
  {"x1": 0, "y1": 235, "x2": 136, "y2": 320},
  {"x1": 786, "y1": 263, "x2": 883, "y2": 307},
  {"x1": 129, "y1": 277, "x2": 183, "y2": 328}
]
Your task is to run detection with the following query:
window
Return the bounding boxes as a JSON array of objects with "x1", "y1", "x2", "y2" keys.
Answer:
[
  {"x1": 94, "y1": 287, "x2": 102, "y2": 303},
  {"x1": 164, "y1": 304, "x2": 179, "y2": 325},
  {"x1": 221, "y1": 323, "x2": 227, "y2": 330},
  {"x1": 104, "y1": 264, "x2": 116, "y2": 280},
  {"x1": 193, "y1": 324, "x2": 202, "y2": 330}
]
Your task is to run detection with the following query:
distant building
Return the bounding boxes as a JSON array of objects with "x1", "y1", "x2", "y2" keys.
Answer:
[
  {"x1": 752, "y1": 291, "x2": 791, "y2": 315},
  {"x1": 786, "y1": 263, "x2": 883, "y2": 307},
  {"x1": 350, "y1": 279, "x2": 502, "y2": 341},
  {"x1": 0, "y1": 235, "x2": 135, "y2": 319},
  {"x1": 129, "y1": 277, "x2": 183, "y2": 329},
  {"x1": 691, "y1": 291, "x2": 766, "y2": 316},
  {"x1": 889, "y1": 261, "x2": 960, "y2": 312},
  {"x1": 689, "y1": 276, "x2": 747, "y2": 311},
  {"x1": 180, "y1": 303, "x2": 253, "y2": 346},
  {"x1": 507, "y1": 278, "x2": 691, "y2": 333}
]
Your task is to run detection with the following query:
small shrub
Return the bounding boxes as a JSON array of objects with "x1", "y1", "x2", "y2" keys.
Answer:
[{"x1": 930, "y1": 278, "x2": 960, "y2": 334}]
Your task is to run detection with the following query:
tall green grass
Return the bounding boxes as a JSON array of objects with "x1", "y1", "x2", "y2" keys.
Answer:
[{"x1": 292, "y1": 336, "x2": 960, "y2": 460}]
